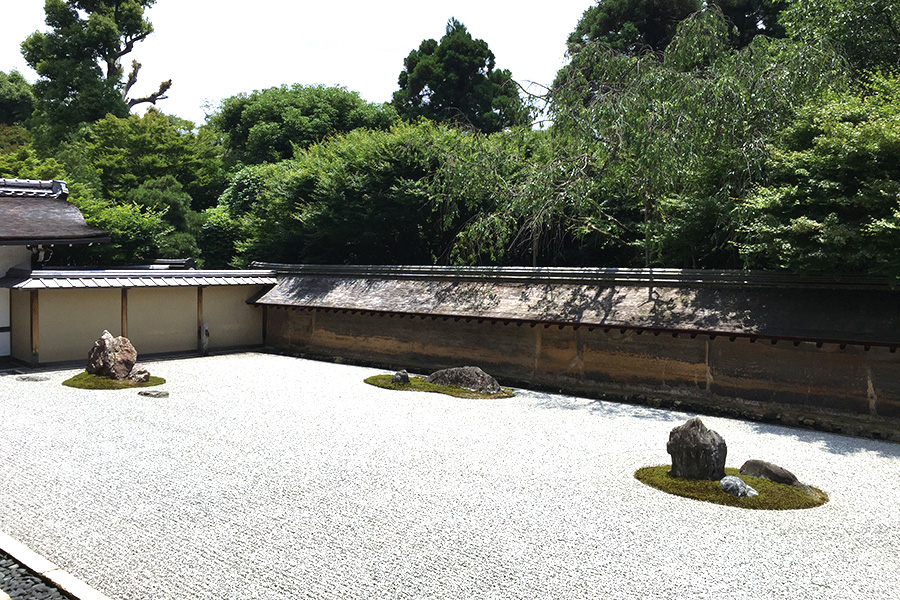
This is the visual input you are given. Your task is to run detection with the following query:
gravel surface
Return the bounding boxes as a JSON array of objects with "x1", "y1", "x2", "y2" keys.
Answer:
[{"x1": 1, "y1": 352, "x2": 899, "y2": 600}]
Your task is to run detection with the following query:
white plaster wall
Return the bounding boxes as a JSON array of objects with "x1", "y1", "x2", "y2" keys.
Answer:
[{"x1": 1, "y1": 246, "x2": 30, "y2": 357}]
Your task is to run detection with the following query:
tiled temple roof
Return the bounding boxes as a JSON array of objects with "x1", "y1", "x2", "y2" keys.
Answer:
[{"x1": 0, "y1": 179, "x2": 109, "y2": 246}]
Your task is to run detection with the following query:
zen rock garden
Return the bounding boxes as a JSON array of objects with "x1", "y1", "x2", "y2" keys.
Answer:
[{"x1": 61, "y1": 330, "x2": 165, "y2": 390}]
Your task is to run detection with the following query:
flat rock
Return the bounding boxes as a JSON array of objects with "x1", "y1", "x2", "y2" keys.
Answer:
[
  {"x1": 739, "y1": 459, "x2": 803, "y2": 487},
  {"x1": 424, "y1": 366, "x2": 501, "y2": 394},
  {"x1": 16, "y1": 375, "x2": 49, "y2": 382},
  {"x1": 138, "y1": 390, "x2": 169, "y2": 398},
  {"x1": 666, "y1": 417, "x2": 727, "y2": 480}
]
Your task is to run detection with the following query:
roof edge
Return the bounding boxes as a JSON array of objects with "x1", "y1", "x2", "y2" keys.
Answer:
[{"x1": 251, "y1": 263, "x2": 900, "y2": 291}]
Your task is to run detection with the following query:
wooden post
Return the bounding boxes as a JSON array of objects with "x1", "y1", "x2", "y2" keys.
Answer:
[
  {"x1": 261, "y1": 305, "x2": 268, "y2": 346},
  {"x1": 121, "y1": 288, "x2": 128, "y2": 338},
  {"x1": 197, "y1": 287, "x2": 207, "y2": 355},
  {"x1": 30, "y1": 290, "x2": 38, "y2": 367}
]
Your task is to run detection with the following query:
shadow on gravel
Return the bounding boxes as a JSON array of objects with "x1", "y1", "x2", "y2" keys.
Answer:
[
  {"x1": 745, "y1": 421, "x2": 900, "y2": 458},
  {"x1": 519, "y1": 389, "x2": 900, "y2": 458},
  {"x1": 520, "y1": 390, "x2": 688, "y2": 423}
]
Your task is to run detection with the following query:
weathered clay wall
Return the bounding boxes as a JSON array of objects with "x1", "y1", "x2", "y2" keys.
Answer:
[{"x1": 266, "y1": 308, "x2": 900, "y2": 440}]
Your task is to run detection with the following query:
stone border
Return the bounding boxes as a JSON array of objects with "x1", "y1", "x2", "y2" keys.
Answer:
[{"x1": 0, "y1": 531, "x2": 112, "y2": 600}]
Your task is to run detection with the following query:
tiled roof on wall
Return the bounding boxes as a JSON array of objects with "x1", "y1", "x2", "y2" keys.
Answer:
[
  {"x1": 0, "y1": 269, "x2": 276, "y2": 289},
  {"x1": 252, "y1": 264, "x2": 900, "y2": 348}
]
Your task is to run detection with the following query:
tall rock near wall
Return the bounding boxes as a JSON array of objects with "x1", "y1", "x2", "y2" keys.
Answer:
[
  {"x1": 86, "y1": 330, "x2": 139, "y2": 380},
  {"x1": 666, "y1": 417, "x2": 727, "y2": 480}
]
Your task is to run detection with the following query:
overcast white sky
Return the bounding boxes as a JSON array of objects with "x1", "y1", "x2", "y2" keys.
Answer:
[{"x1": 3, "y1": 1, "x2": 594, "y2": 125}]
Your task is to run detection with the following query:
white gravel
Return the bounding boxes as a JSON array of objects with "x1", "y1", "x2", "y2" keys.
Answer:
[{"x1": 1, "y1": 352, "x2": 899, "y2": 600}]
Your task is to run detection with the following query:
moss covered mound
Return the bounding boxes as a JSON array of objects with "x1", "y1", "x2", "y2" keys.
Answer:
[
  {"x1": 364, "y1": 374, "x2": 514, "y2": 399},
  {"x1": 635, "y1": 465, "x2": 828, "y2": 510},
  {"x1": 62, "y1": 371, "x2": 166, "y2": 390}
]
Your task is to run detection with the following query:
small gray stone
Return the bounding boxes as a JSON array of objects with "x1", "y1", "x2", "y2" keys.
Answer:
[
  {"x1": 138, "y1": 390, "x2": 169, "y2": 398},
  {"x1": 16, "y1": 375, "x2": 49, "y2": 382},
  {"x1": 128, "y1": 363, "x2": 150, "y2": 383},
  {"x1": 720, "y1": 475, "x2": 759, "y2": 498},
  {"x1": 391, "y1": 370, "x2": 410, "y2": 384}
]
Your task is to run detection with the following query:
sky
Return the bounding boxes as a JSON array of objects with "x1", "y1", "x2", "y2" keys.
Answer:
[{"x1": 2, "y1": 0, "x2": 595, "y2": 126}]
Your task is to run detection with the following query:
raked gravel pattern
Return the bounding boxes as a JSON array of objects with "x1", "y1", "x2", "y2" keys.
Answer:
[{"x1": 0, "y1": 352, "x2": 899, "y2": 600}]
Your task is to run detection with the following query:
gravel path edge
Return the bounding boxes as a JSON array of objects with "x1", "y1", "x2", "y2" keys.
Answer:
[{"x1": 0, "y1": 531, "x2": 112, "y2": 600}]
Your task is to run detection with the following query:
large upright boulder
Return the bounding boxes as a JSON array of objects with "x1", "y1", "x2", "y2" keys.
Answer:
[
  {"x1": 424, "y1": 366, "x2": 501, "y2": 394},
  {"x1": 666, "y1": 417, "x2": 727, "y2": 480},
  {"x1": 86, "y1": 330, "x2": 137, "y2": 380}
]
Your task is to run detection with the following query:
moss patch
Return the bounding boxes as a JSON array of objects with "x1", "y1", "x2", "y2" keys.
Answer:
[
  {"x1": 364, "y1": 374, "x2": 514, "y2": 399},
  {"x1": 635, "y1": 465, "x2": 828, "y2": 510},
  {"x1": 62, "y1": 371, "x2": 166, "y2": 390}
]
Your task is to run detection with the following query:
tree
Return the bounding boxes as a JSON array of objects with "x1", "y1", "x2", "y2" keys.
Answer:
[
  {"x1": 781, "y1": 0, "x2": 900, "y2": 71},
  {"x1": 209, "y1": 84, "x2": 397, "y2": 166},
  {"x1": 567, "y1": 0, "x2": 701, "y2": 55},
  {"x1": 393, "y1": 18, "x2": 530, "y2": 133},
  {"x1": 736, "y1": 74, "x2": 900, "y2": 277},
  {"x1": 60, "y1": 109, "x2": 224, "y2": 211},
  {"x1": 0, "y1": 70, "x2": 35, "y2": 125},
  {"x1": 567, "y1": 1, "x2": 785, "y2": 57},
  {"x1": 715, "y1": 1, "x2": 786, "y2": 47},
  {"x1": 539, "y1": 7, "x2": 848, "y2": 268},
  {"x1": 209, "y1": 121, "x2": 489, "y2": 266},
  {"x1": 0, "y1": 139, "x2": 171, "y2": 266},
  {"x1": 21, "y1": 0, "x2": 171, "y2": 146}
]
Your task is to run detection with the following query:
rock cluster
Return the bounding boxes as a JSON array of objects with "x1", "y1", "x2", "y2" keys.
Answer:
[
  {"x1": 86, "y1": 330, "x2": 150, "y2": 382},
  {"x1": 666, "y1": 417, "x2": 727, "y2": 480},
  {"x1": 665, "y1": 418, "x2": 812, "y2": 501},
  {"x1": 424, "y1": 366, "x2": 501, "y2": 394}
]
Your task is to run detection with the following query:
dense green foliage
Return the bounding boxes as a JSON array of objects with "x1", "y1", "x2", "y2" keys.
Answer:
[
  {"x1": 6, "y1": 0, "x2": 900, "y2": 277},
  {"x1": 210, "y1": 84, "x2": 398, "y2": 166},
  {"x1": 635, "y1": 466, "x2": 828, "y2": 509},
  {"x1": 568, "y1": 0, "x2": 702, "y2": 55},
  {"x1": 393, "y1": 19, "x2": 530, "y2": 132},
  {"x1": 781, "y1": 0, "x2": 900, "y2": 71},
  {"x1": 737, "y1": 74, "x2": 900, "y2": 275},
  {"x1": 0, "y1": 71, "x2": 35, "y2": 125},
  {"x1": 211, "y1": 121, "x2": 484, "y2": 266}
]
